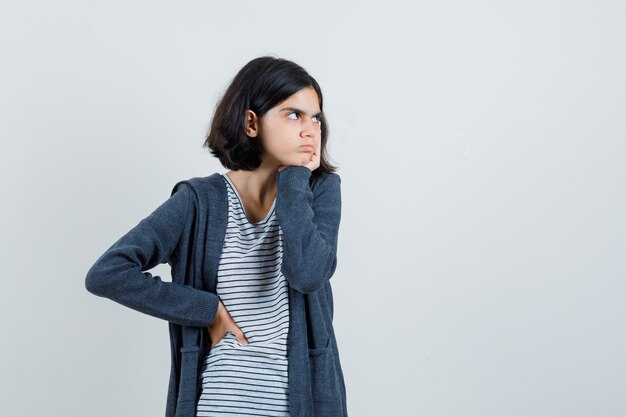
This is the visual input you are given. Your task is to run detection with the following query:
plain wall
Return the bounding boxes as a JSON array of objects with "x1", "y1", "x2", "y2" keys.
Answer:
[{"x1": 1, "y1": 0, "x2": 624, "y2": 416}]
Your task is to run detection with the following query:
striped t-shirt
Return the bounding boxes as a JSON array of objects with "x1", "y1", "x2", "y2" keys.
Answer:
[{"x1": 196, "y1": 173, "x2": 290, "y2": 417}]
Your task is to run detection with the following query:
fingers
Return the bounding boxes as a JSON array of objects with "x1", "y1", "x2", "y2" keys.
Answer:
[
  {"x1": 208, "y1": 325, "x2": 249, "y2": 348},
  {"x1": 215, "y1": 329, "x2": 249, "y2": 346},
  {"x1": 305, "y1": 151, "x2": 320, "y2": 172},
  {"x1": 212, "y1": 299, "x2": 249, "y2": 346},
  {"x1": 233, "y1": 328, "x2": 249, "y2": 345}
]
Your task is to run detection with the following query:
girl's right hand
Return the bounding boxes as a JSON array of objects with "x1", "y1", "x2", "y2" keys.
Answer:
[{"x1": 208, "y1": 299, "x2": 249, "y2": 348}]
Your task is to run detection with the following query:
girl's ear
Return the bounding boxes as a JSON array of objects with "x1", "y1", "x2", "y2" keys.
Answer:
[{"x1": 244, "y1": 109, "x2": 259, "y2": 138}]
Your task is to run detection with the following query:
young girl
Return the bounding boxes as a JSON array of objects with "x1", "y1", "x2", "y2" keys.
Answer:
[{"x1": 85, "y1": 56, "x2": 348, "y2": 417}]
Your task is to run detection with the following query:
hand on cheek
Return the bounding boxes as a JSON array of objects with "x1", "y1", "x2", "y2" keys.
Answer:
[
  {"x1": 277, "y1": 148, "x2": 320, "y2": 173},
  {"x1": 303, "y1": 145, "x2": 320, "y2": 172}
]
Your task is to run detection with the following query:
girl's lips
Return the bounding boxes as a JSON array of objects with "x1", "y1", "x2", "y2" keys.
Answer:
[{"x1": 300, "y1": 145, "x2": 314, "y2": 151}]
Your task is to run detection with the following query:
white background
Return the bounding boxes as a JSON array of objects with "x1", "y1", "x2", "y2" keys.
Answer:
[{"x1": 1, "y1": 1, "x2": 625, "y2": 416}]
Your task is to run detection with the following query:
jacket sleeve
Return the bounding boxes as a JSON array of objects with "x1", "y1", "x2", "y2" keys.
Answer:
[
  {"x1": 84, "y1": 184, "x2": 220, "y2": 328},
  {"x1": 275, "y1": 166, "x2": 342, "y2": 294}
]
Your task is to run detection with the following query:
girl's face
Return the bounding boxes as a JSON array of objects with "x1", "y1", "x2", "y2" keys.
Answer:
[{"x1": 246, "y1": 86, "x2": 322, "y2": 169}]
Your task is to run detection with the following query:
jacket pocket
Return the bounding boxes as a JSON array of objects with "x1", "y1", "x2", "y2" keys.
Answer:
[{"x1": 308, "y1": 337, "x2": 339, "y2": 403}]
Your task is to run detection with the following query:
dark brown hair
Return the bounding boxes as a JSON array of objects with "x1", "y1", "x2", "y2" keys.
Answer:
[{"x1": 204, "y1": 55, "x2": 338, "y2": 181}]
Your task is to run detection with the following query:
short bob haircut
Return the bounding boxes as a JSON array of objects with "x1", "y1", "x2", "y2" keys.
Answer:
[{"x1": 204, "y1": 56, "x2": 338, "y2": 182}]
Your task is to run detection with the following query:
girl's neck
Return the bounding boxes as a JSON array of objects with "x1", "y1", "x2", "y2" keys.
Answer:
[{"x1": 226, "y1": 166, "x2": 277, "y2": 206}]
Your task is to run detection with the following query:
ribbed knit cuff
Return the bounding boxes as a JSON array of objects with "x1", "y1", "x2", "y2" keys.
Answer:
[
  {"x1": 276, "y1": 165, "x2": 312, "y2": 189},
  {"x1": 196, "y1": 290, "x2": 220, "y2": 326}
]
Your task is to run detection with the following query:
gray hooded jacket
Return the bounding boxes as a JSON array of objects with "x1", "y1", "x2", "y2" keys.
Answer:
[{"x1": 85, "y1": 165, "x2": 348, "y2": 417}]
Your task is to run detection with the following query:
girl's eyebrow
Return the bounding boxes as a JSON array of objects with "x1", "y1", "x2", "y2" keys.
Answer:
[{"x1": 280, "y1": 107, "x2": 323, "y2": 118}]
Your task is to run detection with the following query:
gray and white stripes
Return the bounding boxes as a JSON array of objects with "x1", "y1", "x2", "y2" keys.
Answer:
[{"x1": 196, "y1": 173, "x2": 290, "y2": 416}]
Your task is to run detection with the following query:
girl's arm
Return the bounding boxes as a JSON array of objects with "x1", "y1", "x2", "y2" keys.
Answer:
[
  {"x1": 275, "y1": 165, "x2": 342, "y2": 294},
  {"x1": 84, "y1": 184, "x2": 220, "y2": 328}
]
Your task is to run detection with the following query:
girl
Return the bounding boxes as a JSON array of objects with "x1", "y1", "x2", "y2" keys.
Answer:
[{"x1": 85, "y1": 56, "x2": 348, "y2": 417}]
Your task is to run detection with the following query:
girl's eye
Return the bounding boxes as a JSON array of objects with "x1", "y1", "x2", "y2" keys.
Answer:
[{"x1": 288, "y1": 112, "x2": 322, "y2": 124}]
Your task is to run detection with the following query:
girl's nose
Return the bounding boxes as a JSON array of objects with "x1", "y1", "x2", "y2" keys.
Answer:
[{"x1": 302, "y1": 117, "x2": 318, "y2": 136}]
